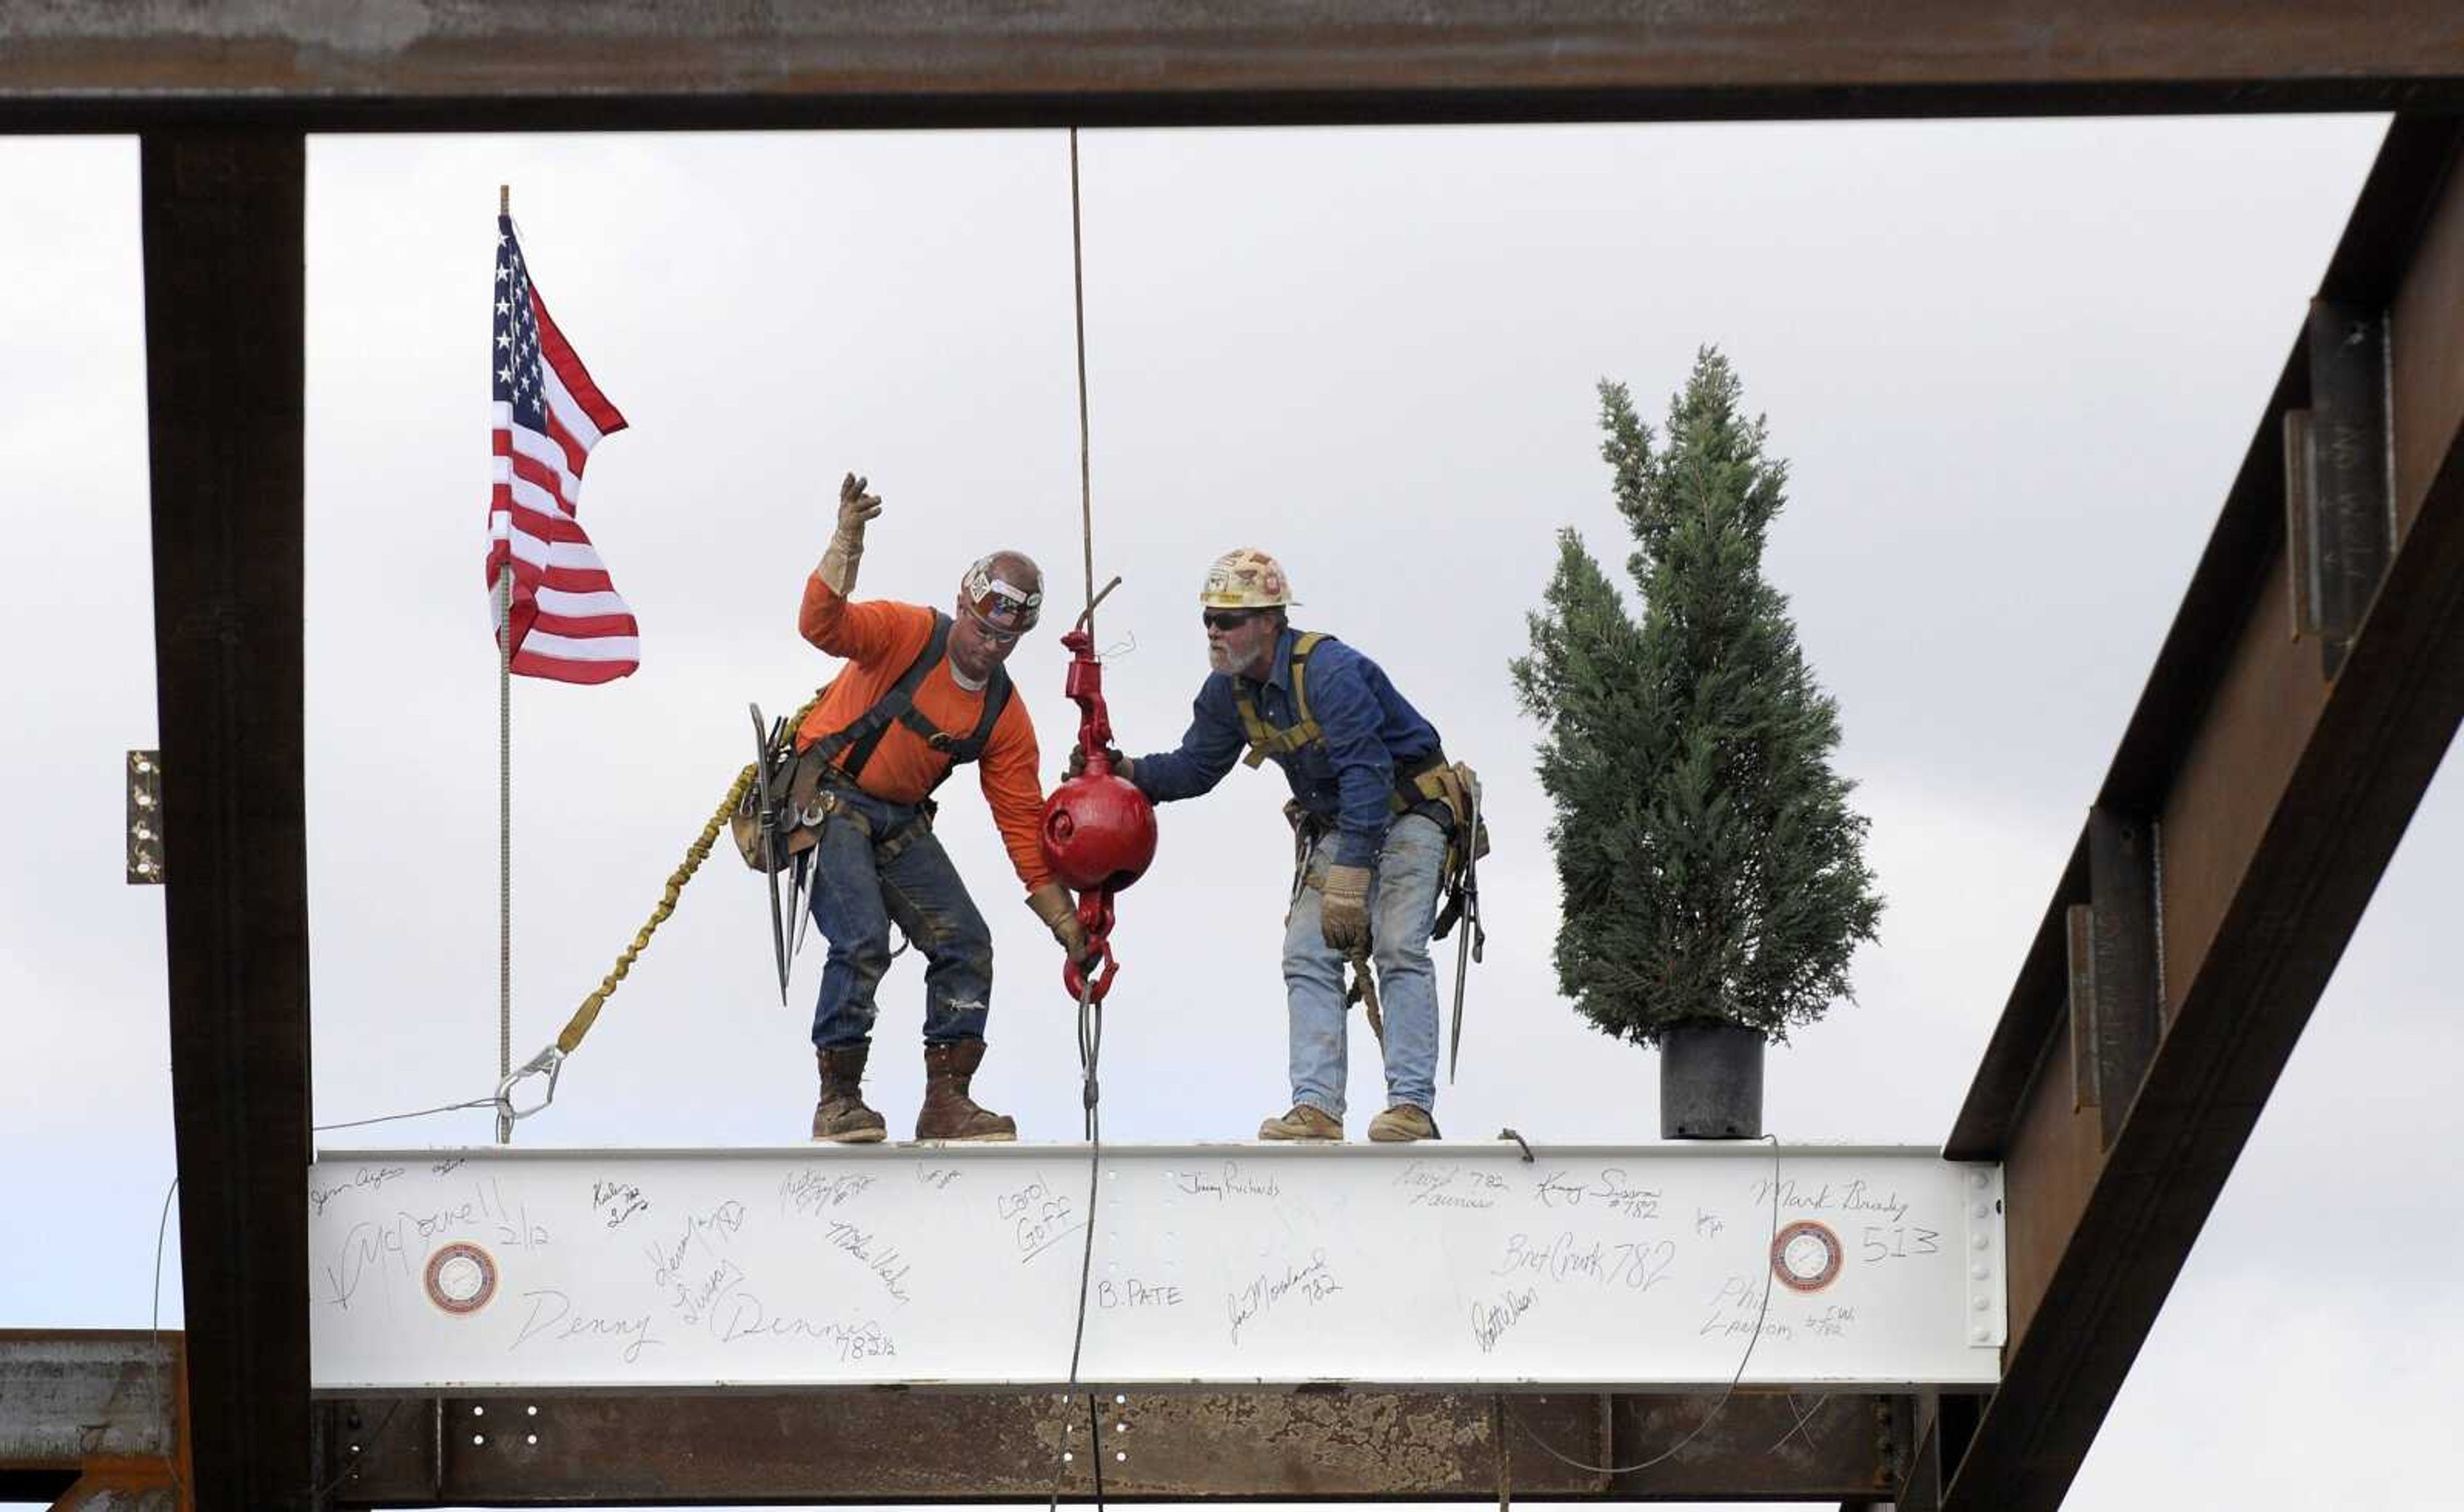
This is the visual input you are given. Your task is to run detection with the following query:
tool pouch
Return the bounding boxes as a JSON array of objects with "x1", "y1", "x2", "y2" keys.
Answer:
[
  {"x1": 1406, "y1": 760, "x2": 1489, "y2": 870},
  {"x1": 1450, "y1": 761, "x2": 1491, "y2": 867},
  {"x1": 732, "y1": 745, "x2": 830, "y2": 873},
  {"x1": 1428, "y1": 761, "x2": 1489, "y2": 944}
]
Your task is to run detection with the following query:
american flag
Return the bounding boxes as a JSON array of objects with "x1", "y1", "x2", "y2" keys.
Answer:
[{"x1": 486, "y1": 213, "x2": 639, "y2": 683}]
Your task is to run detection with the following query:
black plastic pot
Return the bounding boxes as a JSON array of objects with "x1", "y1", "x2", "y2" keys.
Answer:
[{"x1": 1658, "y1": 1021, "x2": 1765, "y2": 1139}]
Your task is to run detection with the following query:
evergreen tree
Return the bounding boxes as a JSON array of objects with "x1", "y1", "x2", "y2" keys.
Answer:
[{"x1": 1511, "y1": 348, "x2": 1881, "y2": 1046}]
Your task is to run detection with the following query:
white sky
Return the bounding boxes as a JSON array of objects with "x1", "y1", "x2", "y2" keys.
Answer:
[{"x1": 4, "y1": 115, "x2": 2456, "y2": 1510}]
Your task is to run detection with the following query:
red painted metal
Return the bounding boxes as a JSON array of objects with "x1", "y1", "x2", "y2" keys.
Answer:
[
  {"x1": 1041, "y1": 626, "x2": 1157, "y2": 1002},
  {"x1": 1042, "y1": 772, "x2": 1154, "y2": 894}
]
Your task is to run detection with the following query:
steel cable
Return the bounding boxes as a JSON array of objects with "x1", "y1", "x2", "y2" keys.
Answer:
[{"x1": 1047, "y1": 126, "x2": 1110, "y2": 1512}]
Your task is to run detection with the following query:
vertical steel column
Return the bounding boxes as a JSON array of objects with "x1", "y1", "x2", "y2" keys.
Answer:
[{"x1": 142, "y1": 128, "x2": 312, "y2": 1512}]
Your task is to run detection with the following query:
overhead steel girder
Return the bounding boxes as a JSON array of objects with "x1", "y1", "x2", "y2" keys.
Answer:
[
  {"x1": 1, "y1": 1332, "x2": 1915, "y2": 1505},
  {"x1": 320, "y1": 1386, "x2": 1913, "y2": 1505},
  {"x1": 1930, "y1": 116, "x2": 2464, "y2": 1512},
  {"x1": 0, "y1": 1330, "x2": 187, "y2": 1510},
  {"x1": 6, "y1": 1, "x2": 2464, "y2": 132}
]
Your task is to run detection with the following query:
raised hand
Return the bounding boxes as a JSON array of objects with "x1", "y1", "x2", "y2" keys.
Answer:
[{"x1": 836, "y1": 471, "x2": 882, "y2": 536}]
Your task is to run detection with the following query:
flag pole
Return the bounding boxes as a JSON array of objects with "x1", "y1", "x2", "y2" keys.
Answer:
[{"x1": 496, "y1": 182, "x2": 515, "y2": 1146}]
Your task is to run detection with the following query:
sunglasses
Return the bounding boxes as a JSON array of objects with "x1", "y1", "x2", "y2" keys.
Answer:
[{"x1": 1202, "y1": 609, "x2": 1264, "y2": 631}]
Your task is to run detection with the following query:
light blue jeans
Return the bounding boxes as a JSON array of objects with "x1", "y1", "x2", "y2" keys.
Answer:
[{"x1": 1281, "y1": 812, "x2": 1448, "y2": 1120}]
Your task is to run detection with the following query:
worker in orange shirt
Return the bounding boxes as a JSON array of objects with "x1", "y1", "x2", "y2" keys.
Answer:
[{"x1": 792, "y1": 472, "x2": 1091, "y2": 1142}]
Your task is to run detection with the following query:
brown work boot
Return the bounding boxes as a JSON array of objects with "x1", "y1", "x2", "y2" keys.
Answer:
[
  {"x1": 1258, "y1": 1104, "x2": 1343, "y2": 1141},
  {"x1": 915, "y1": 1040, "x2": 1017, "y2": 1142},
  {"x1": 811, "y1": 1045, "x2": 887, "y2": 1143},
  {"x1": 1367, "y1": 1104, "x2": 1438, "y2": 1142}
]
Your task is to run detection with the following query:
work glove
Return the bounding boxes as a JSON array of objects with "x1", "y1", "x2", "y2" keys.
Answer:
[
  {"x1": 1063, "y1": 742, "x2": 1132, "y2": 783},
  {"x1": 1319, "y1": 863, "x2": 1373, "y2": 955},
  {"x1": 819, "y1": 471, "x2": 882, "y2": 593},
  {"x1": 1027, "y1": 882, "x2": 1101, "y2": 972}
]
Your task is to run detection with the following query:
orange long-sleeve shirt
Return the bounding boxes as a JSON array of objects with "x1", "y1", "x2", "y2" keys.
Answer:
[{"x1": 794, "y1": 573, "x2": 1053, "y2": 895}]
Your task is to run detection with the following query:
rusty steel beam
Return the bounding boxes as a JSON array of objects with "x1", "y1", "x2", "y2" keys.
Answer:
[
  {"x1": 143, "y1": 128, "x2": 316, "y2": 1512},
  {"x1": 6, "y1": 2, "x2": 2464, "y2": 132},
  {"x1": 318, "y1": 1388, "x2": 1909, "y2": 1505},
  {"x1": 0, "y1": 1331, "x2": 186, "y2": 1509},
  {"x1": 1938, "y1": 115, "x2": 2464, "y2": 1511}
]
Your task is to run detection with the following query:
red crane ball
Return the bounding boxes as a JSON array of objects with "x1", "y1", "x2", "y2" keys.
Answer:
[{"x1": 1040, "y1": 770, "x2": 1158, "y2": 894}]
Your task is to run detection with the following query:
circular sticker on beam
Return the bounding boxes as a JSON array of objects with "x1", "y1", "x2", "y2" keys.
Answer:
[
  {"x1": 1770, "y1": 1220, "x2": 1842, "y2": 1293},
  {"x1": 424, "y1": 1241, "x2": 498, "y2": 1315}
]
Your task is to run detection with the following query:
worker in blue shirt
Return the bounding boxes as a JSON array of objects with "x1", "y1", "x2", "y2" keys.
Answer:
[{"x1": 1076, "y1": 548, "x2": 1457, "y2": 1141}]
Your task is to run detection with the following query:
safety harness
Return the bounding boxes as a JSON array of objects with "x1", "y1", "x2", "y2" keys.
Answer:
[
  {"x1": 732, "y1": 612, "x2": 1013, "y2": 874},
  {"x1": 1244, "y1": 630, "x2": 1490, "y2": 1075},
  {"x1": 807, "y1": 611, "x2": 1013, "y2": 787},
  {"x1": 1232, "y1": 631, "x2": 1464, "y2": 821},
  {"x1": 1233, "y1": 631, "x2": 1331, "y2": 768}
]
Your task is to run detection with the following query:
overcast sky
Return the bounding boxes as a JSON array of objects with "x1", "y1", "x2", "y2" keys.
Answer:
[{"x1": 4, "y1": 114, "x2": 2454, "y2": 1510}]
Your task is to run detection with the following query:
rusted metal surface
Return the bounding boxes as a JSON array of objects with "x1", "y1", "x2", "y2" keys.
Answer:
[
  {"x1": 1892, "y1": 1398, "x2": 1944, "y2": 1512},
  {"x1": 6, "y1": 2, "x2": 2464, "y2": 130},
  {"x1": 1990, "y1": 1009, "x2": 2100, "y2": 1359},
  {"x1": 1940, "y1": 837, "x2": 2095, "y2": 1354},
  {"x1": 144, "y1": 128, "x2": 316, "y2": 1512},
  {"x1": 2302, "y1": 300, "x2": 2395, "y2": 677},
  {"x1": 0, "y1": 1330, "x2": 182, "y2": 1466},
  {"x1": 2282, "y1": 407, "x2": 2320, "y2": 638},
  {"x1": 1890, "y1": 1391, "x2": 1981, "y2": 1512},
  {"x1": 1602, "y1": 1391, "x2": 1910, "y2": 1501},
  {"x1": 53, "y1": 1482, "x2": 180, "y2": 1511},
  {"x1": 321, "y1": 1388, "x2": 1908, "y2": 1504},
  {"x1": 1940, "y1": 118, "x2": 2464, "y2": 1511},
  {"x1": 0, "y1": 1332, "x2": 185, "y2": 1510},
  {"x1": 2062, "y1": 904, "x2": 2095, "y2": 1116},
  {"x1": 2082, "y1": 808, "x2": 2158, "y2": 1148},
  {"x1": 2155, "y1": 527, "x2": 2329, "y2": 1021}
]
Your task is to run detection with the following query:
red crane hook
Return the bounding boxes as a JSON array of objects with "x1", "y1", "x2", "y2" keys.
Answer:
[{"x1": 1040, "y1": 625, "x2": 1158, "y2": 1003}]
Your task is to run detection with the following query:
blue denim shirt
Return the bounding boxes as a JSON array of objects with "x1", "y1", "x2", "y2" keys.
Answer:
[{"x1": 1132, "y1": 628, "x2": 1442, "y2": 867}]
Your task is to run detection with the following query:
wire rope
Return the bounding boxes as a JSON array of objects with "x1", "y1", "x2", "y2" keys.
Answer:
[{"x1": 1045, "y1": 122, "x2": 1111, "y2": 1512}]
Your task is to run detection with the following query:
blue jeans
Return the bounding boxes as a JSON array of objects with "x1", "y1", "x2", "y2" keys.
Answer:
[
  {"x1": 807, "y1": 788, "x2": 995, "y2": 1049},
  {"x1": 1281, "y1": 811, "x2": 1448, "y2": 1119}
]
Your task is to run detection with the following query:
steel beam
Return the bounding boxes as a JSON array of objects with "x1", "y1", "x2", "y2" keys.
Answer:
[
  {"x1": 304, "y1": 1143, "x2": 1999, "y2": 1393},
  {"x1": 1938, "y1": 116, "x2": 2464, "y2": 1511},
  {"x1": 0, "y1": 1331, "x2": 185, "y2": 1509},
  {"x1": 143, "y1": 128, "x2": 315, "y2": 1512},
  {"x1": 6, "y1": 3, "x2": 2464, "y2": 132},
  {"x1": 318, "y1": 1387, "x2": 1909, "y2": 1504}
]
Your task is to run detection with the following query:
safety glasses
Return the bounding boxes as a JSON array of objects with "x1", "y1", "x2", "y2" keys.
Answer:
[
  {"x1": 1202, "y1": 609, "x2": 1263, "y2": 632},
  {"x1": 963, "y1": 608, "x2": 1025, "y2": 645}
]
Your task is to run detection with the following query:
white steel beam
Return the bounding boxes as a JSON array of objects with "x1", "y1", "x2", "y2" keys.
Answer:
[{"x1": 308, "y1": 1144, "x2": 2002, "y2": 1393}]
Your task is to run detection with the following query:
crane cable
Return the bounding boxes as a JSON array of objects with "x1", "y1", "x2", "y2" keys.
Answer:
[
  {"x1": 501, "y1": 137, "x2": 1113, "y2": 1148},
  {"x1": 1047, "y1": 124, "x2": 1113, "y2": 1512}
]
